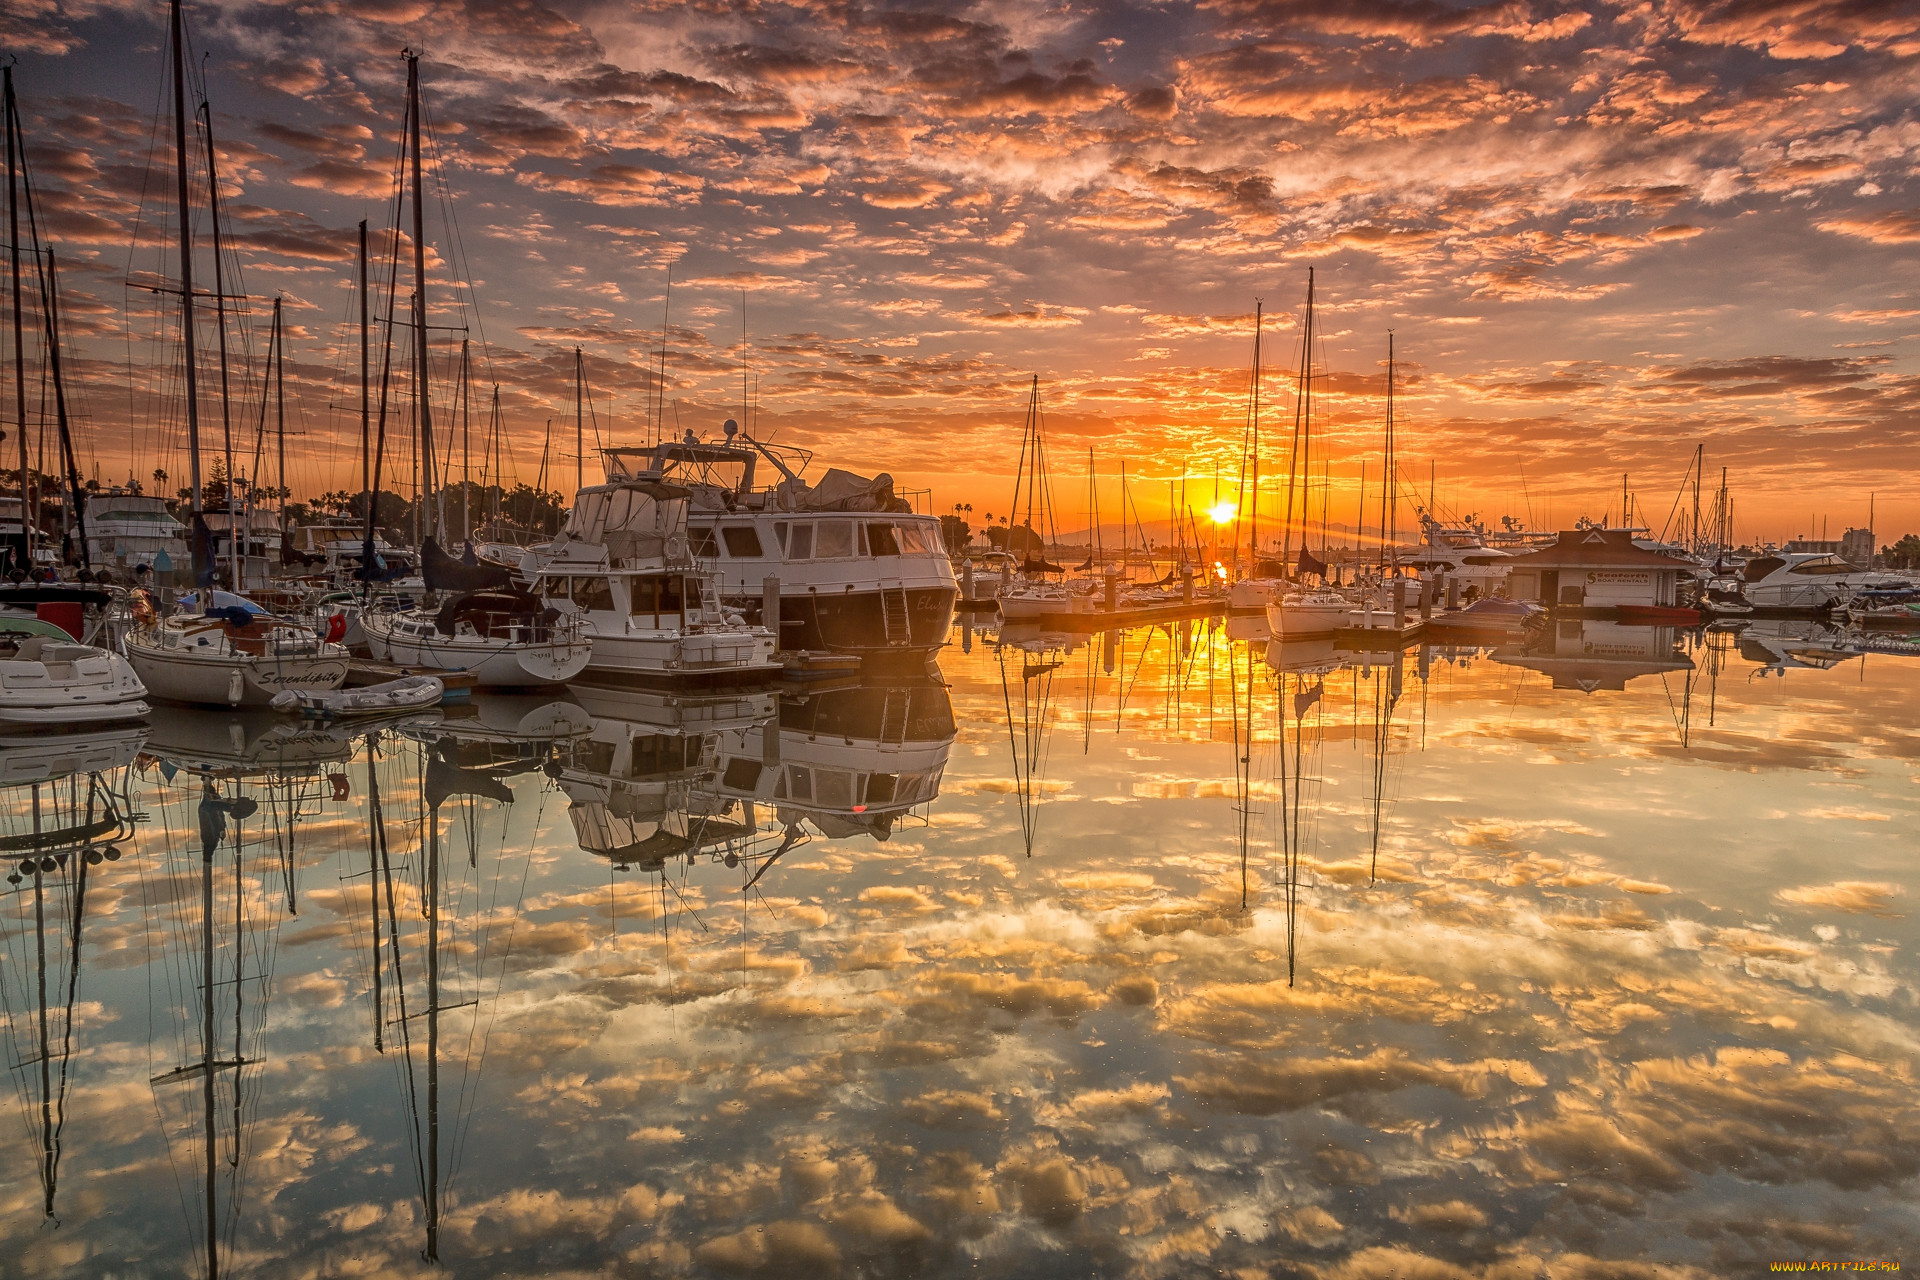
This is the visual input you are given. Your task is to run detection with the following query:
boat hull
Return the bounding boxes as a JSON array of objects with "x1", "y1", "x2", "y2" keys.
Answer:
[
  {"x1": 374, "y1": 620, "x2": 592, "y2": 688},
  {"x1": 1264, "y1": 598, "x2": 1352, "y2": 638},
  {"x1": 125, "y1": 639, "x2": 350, "y2": 708},
  {"x1": 578, "y1": 625, "x2": 781, "y2": 685}
]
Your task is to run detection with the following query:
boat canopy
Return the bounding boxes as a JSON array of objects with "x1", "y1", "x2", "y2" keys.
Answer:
[{"x1": 558, "y1": 481, "x2": 691, "y2": 561}]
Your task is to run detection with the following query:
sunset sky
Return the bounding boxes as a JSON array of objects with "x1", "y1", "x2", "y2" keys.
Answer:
[{"x1": 7, "y1": 0, "x2": 1917, "y2": 546}]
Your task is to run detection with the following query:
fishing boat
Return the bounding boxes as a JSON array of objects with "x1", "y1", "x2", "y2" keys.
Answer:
[{"x1": 0, "y1": 617, "x2": 149, "y2": 726}]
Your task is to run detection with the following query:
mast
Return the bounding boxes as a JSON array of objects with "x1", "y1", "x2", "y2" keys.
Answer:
[
  {"x1": 5, "y1": 69, "x2": 32, "y2": 573},
  {"x1": 459, "y1": 338, "x2": 470, "y2": 543},
  {"x1": 573, "y1": 346, "x2": 583, "y2": 496},
  {"x1": 405, "y1": 52, "x2": 435, "y2": 546},
  {"x1": 1280, "y1": 270, "x2": 1313, "y2": 569},
  {"x1": 273, "y1": 295, "x2": 285, "y2": 549},
  {"x1": 1247, "y1": 300, "x2": 1261, "y2": 573},
  {"x1": 358, "y1": 220, "x2": 369, "y2": 559},
  {"x1": 169, "y1": 0, "x2": 203, "y2": 515},
  {"x1": 4, "y1": 78, "x2": 86, "y2": 570},
  {"x1": 1382, "y1": 333, "x2": 1396, "y2": 575},
  {"x1": 199, "y1": 100, "x2": 238, "y2": 586}
]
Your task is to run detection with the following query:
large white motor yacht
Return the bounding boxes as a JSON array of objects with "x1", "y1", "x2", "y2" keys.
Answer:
[
  {"x1": 83, "y1": 489, "x2": 189, "y2": 578},
  {"x1": 566, "y1": 428, "x2": 956, "y2": 658},
  {"x1": 533, "y1": 474, "x2": 778, "y2": 683},
  {"x1": 1726, "y1": 551, "x2": 1909, "y2": 610}
]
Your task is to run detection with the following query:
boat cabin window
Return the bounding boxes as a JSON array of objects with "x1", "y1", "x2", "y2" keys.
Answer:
[
  {"x1": 785, "y1": 522, "x2": 813, "y2": 560},
  {"x1": 571, "y1": 576, "x2": 615, "y2": 612},
  {"x1": 722, "y1": 526, "x2": 763, "y2": 558},
  {"x1": 722, "y1": 758, "x2": 763, "y2": 791},
  {"x1": 865, "y1": 522, "x2": 901, "y2": 557},
  {"x1": 1789, "y1": 556, "x2": 1853, "y2": 576},
  {"x1": 898, "y1": 521, "x2": 939, "y2": 555},
  {"x1": 628, "y1": 575, "x2": 687, "y2": 624},
  {"x1": 815, "y1": 520, "x2": 855, "y2": 558},
  {"x1": 782, "y1": 765, "x2": 812, "y2": 802},
  {"x1": 689, "y1": 526, "x2": 719, "y2": 558},
  {"x1": 1742, "y1": 557, "x2": 1785, "y2": 583}
]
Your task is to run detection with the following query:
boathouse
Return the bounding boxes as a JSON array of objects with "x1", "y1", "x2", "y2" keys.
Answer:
[{"x1": 1502, "y1": 528, "x2": 1692, "y2": 611}]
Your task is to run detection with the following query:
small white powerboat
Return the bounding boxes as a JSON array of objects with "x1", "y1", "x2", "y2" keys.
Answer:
[
  {"x1": 271, "y1": 674, "x2": 444, "y2": 719},
  {"x1": 0, "y1": 619, "x2": 150, "y2": 726}
]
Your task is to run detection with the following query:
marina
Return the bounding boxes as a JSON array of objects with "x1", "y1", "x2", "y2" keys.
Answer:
[{"x1": 0, "y1": 0, "x2": 1915, "y2": 1273}]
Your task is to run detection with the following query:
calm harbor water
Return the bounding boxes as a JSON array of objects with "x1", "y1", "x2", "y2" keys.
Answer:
[{"x1": 0, "y1": 618, "x2": 1913, "y2": 1277}]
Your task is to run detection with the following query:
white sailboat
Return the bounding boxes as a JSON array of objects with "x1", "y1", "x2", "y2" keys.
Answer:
[
  {"x1": 353, "y1": 63, "x2": 592, "y2": 688},
  {"x1": 1266, "y1": 270, "x2": 1357, "y2": 641},
  {"x1": 119, "y1": 22, "x2": 348, "y2": 708}
]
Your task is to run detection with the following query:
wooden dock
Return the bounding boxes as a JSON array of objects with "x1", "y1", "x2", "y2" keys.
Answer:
[
  {"x1": 1009, "y1": 598, "x2": 1227, "y2": 631},
  {"x1": 1332, "y1": 620, "x2": 1427, "y2": 649}
]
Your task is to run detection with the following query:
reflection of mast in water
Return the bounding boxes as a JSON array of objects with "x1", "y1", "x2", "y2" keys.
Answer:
[
  {"x1": 0, "y1": 733, "x2": 144, "y2": 1223},
  {"x1": 999, "y1": 638, "x2": 1061, "y2": 857},
  {"x1": 1365, "y1": 651, "x2": 1404, "y2": 883},
  {"x1": 1273, "y1": 665, "x2": 1327, "y2": 987},
  {"x1": 145, "y1": 768, "x2": 284, "y2": 1280},
  {"x1": 363, "y1": 732, "x2": 523, "y2": 1264}
]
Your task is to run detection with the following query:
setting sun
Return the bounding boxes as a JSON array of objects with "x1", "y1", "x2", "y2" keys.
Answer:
[{"x1": 1208, "y1": 502, "x2": 1238, "y2": 526}]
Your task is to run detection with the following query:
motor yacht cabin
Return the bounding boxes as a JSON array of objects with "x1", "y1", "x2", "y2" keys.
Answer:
[
  {"x1": 534, "y1": 475, "x2": 777, "y2": 683},
  {"x1": 590, "y1": 427, "x2": 957, "y2": 657}
]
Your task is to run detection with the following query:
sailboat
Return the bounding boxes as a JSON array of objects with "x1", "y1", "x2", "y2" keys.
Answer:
[
  {"x1": 1266, "y1": 270, "x2": 1353, "y2": 640},
  {"x1": 997, "y1": 378, "x2": 1082, "y2": 621},
  {"x1": 1226, "y1": 301, "x2": 1290, "y2": 612},
  {"x1": 122, "y1": 7, "x2": 349, "y2": 707},
  {"x1": 356, "y1": 57, "x2": 592, "y2": 688}
]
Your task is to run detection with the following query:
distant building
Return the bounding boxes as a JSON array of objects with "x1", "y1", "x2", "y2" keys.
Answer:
[
  {"x1": 1502, "y1": 528, "x2": 1692, "y2": 611},
  {"x1": 1841, "y1": 527, "x2": 1874, "y2": 568}
]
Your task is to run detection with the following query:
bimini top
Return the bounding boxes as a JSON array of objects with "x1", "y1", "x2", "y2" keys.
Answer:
[
  {"x1": 1502, "y1": 528, "x2": 1696, "y2": 571},
  {"x1": 550, "y1": 480, "x2": 692, "y2": 564}
]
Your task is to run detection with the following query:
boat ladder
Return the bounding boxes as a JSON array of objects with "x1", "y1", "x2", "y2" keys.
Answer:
[
  {"x1": 880, "y1": 583, "x2": 911, "y2": 645},
  {"x1": 879, "y1": 689, "x2": 909, "y2": 745}
]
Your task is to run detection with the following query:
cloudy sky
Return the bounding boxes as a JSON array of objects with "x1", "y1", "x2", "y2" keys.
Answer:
[{"x1": 8, "y1": 0, "x2": 1918, "y2": 543}]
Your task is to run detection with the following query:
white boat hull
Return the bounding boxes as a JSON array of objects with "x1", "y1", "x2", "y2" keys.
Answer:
[
  {"x1": 125, "y1": 634, "x2": 350, "y2": 708},
  {"x1": 579, "y1": 624, "x2": 779, "y2": 681},
  {"x1": 370, "y1": 615, "x2": 593, "y2": 688},
  {"x1": 1264, "y1": 597, "x2": 1353, "y2": 638},
  {"x1": 0, "y1": 645, "x2": 152, "y2": 726}
]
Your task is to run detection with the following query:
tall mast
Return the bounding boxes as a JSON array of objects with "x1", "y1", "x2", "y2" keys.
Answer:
[
  {"x1": 405, "y1": 52, "x2": 434, "y2": 545},
  {"x1": 1247, "y1": 300, "x2": 1261, "y2": 573},
  {"x1": 273, "y1": 295, "x2": 285, "y2": 544},
  {"x1": 1382, "y1": 332, "x2": 1395, "y2": 574},
  {"x1": 199, "y1": 100, "x2": 238, "y2": 585},
  {"x1": 358, "y1": 221, "x2": 369, "y2": 538},
  {"x1": 1280, "y1": 270, "x2": 1313, "y2": 569},
  {"x1": 5, "y1": 68, "x2": 31, "y2": 571},
  {"x1": 170, "y1": 0, "x2": 203, "y2": 515},
  {"x1": 574, "y1": 346, "x2": 583, "y2": 495},
  {"x1": 459, "y1": 338, "x2": 470, "y2": 542},
  {"x1": 41, "y1": 250, "x2": 85, "y2": 570}
]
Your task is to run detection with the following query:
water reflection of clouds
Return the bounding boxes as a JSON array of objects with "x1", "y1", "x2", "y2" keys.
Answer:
[{"x1": 1, "y1": 632, "x2": 1916, "y2": 1272}]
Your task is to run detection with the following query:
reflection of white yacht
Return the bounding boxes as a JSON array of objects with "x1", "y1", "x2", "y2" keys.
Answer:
[
  {"x1": 1723, "y1": 552, "x2": 1908, "y2": 611},
  {"x1": 554, "y1": 685, "x2": 779, "y2": 870},
  {"x1": 591, "y1": 431, "x2": 957, "y2": 657},
  {"x1": 1729, "y1": 619, "x2": 1862, "y2": 675},
  {"x1": 707, "y1": 681, "x2": 955, "y2": 842},
  {"x1": 1492, "y1": 619, "x2": 1693, "y2": 692},
  {"x1": 82, "y1": 489, "x2": 188, "y2": 576}
]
